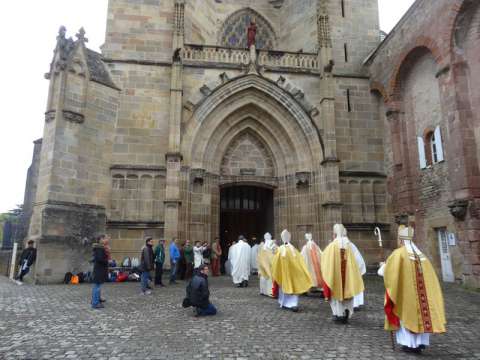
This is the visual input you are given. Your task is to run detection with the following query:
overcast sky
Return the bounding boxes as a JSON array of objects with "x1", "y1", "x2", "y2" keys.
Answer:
[{"x1": 0, "y1": 0, "x2": 415, "y2": 213}]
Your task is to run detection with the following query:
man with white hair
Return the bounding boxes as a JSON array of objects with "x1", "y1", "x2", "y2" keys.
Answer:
[
  {"x1": 321, "y1": 224, "x2": 364, "y2": 323},
  {"x1": 257, "y1": 232, "x2": 278, "y2": 297},
  {"x1": 271, "y1": 230, "x2": 312, "y2": 312},
  {"x1": 228, "y1": 235, "x2": 251, "y2": 287}
]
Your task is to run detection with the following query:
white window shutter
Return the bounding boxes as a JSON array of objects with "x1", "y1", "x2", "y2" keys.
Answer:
[
  {"x1": 417, "y1": 136, "x2": 427, "y2": 169},
  {"x1": 434, "y1": 126, "x2": 445, "y2": 162}
]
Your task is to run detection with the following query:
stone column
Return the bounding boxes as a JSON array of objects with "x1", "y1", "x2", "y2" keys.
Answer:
[
  {"x1": 317, "y1": 4, "x2": 342, "y2": 245},
  {"x1": 441, "y1": 62, "x2": 480, "y2": 287},
  {"x1": 385, "y1": 109, "x2": 415, "y2": 215},
  {"x1": 164, "y1": 0, "x2": 185, "y2": 242}
]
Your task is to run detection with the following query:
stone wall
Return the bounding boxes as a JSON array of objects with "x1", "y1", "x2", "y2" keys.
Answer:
[
  {"x1": 367, "y1": 0, "x2": 480, "y2": 287},
  {"x1": 107, "y1": 63, "x2": 171, "y2": 166},
  {"x1": 279, "y1": 0, "x2": 317, "y2": 53},
  {"x1": 328, "y1": 0, "x2": 380, "y2": 75},
  {"x1": 335, "y1": 77, "x2": 385, "y2": 173},
  {"x1": 103, "y1": 0, "x2": 175, "y2": 62}
]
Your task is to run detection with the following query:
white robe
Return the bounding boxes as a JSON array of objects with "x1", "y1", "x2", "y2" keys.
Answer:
[
  {"x1": 193, "y1": 245, "x2": 206, "y2": 269},
  {"x1": 229, "y1": 240, "x2": 251, "y2": 284},
  {"x1": 349, "y1": 241, "x2": 366, "y2": 308},
  {"x1": 260, "y1": 277, "x2": 274, "y2": 297},
  {"x1": 250, "y1": 244, "x2": 259, "y2": 273},
  {"x1": 278, "y1": 288, "x2": 298, "y2": 309}
]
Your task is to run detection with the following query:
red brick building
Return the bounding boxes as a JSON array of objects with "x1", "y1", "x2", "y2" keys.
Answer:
[{"x1": 367, "y1": 0, "x2": 480, "y2": 287}]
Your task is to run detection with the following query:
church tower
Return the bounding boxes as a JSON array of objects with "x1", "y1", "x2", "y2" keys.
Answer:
[{"x1": 27, "y1": 0, "x2": 387, "y2": 283}]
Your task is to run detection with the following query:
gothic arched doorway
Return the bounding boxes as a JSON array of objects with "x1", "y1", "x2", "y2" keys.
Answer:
[{"x1": 219, "y1": 185, "x2": 273, "y2": 271}]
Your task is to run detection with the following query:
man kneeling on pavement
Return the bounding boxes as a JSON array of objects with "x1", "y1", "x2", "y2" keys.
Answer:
[{"x1": 184, "y1": 264, "x2": 217, "y2": 316}]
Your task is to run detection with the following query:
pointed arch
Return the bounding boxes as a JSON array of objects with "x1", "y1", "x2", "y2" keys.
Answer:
[
  {"x1": 220, "y1": 128, "x2": 276, "y2": 177},
  {"x1": 218, "y1": 8, "x2": 277, "y2": 49},
  {"x1": 182, "y1": 74, "x2": 324, "y2": 175}
]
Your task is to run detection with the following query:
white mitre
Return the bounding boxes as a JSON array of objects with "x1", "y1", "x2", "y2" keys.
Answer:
[
  {"x1": 281, "y1": 229, "x2": 291, "y2": 244},
  {"x1": 333, "y1": 223, "x2": 349, "y2": 248},
  {"x1": 280, "y1": 229, "x2": 294, "y2": 256},
  {"x1": 398, "y1": 225, "x2": 424, "y2": 258},
  {"x1": 263, "y1": 232, "x2": 274, "y2": 250}
]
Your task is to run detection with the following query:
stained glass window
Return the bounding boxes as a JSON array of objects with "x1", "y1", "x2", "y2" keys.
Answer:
[{"x1": 219, "y1": 8, "x2": 276, "y2": 50}]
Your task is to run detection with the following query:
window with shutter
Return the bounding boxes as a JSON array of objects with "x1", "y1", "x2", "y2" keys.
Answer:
[
  {"x1": 434, "y1": 126, "x2": 445, "y2": 163},
  {"x1": 417, "y1": 136, "x2": 427, "y2": 169}
]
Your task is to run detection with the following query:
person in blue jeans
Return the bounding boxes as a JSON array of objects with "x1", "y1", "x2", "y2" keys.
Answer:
[
  {"x1": 169, "y1": 238, "x2": 180, "y2": 284},
  {"x1": 91, "y1": 235, "x2": 109, "y2": 309},
  {"x1": 140, "y1": 237, "x2": 155, "y2": 295},
  {"x1": 187, "y1": 264, "x2": 217, "y2": 316}
]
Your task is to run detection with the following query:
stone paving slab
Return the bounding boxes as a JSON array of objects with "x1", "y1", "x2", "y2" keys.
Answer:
[{"x1": 0, "y1": 275, "x2": 479, "y2": 360}]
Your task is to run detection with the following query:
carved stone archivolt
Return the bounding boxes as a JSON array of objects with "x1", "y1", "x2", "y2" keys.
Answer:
[{"x1": 188, "y1": 74, "x2": 319, "y2": 118}]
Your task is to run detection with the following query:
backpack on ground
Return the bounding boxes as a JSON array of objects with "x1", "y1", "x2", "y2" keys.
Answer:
[{"x1": 70, "y1": 275, "x2": 79, "y2": 285}]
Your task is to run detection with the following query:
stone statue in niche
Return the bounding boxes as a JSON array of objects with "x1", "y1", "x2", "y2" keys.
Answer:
[{"x1": 247, "y1": 18, "x2": 257, "y2": 48}]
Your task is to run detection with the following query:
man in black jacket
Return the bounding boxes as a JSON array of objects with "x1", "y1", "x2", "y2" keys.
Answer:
[
  {"x1": 91, "y1": 235, "x2": 109, "y2": 309},
  {"x1": 15, "y1": 240, "x2": 37, "y2": 284},
  {"x1": 140, "y1": 237, "x2": 155, "y2": 295},
  {"x1": 188, "y1": 264, "x2": 217, "y2": 316}
]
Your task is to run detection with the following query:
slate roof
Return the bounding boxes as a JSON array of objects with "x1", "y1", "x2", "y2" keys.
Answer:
[{"x1": 86, "y1": 49, "x2": 118, "y2": 90}]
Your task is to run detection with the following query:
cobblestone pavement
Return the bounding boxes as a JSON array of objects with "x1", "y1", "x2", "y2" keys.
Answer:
[{"x1": 0, "y1": 275, "x2": 479, "y2": 360}]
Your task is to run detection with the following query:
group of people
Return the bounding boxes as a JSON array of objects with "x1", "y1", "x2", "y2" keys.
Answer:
[
  {"x1": 89, "y1": 223, "x2": 446, "y2": 353},
  {"x1": 89, "y1": 235, "x2": 221, "y2": 316},
  {"x1": 226, "y1": 224, "x2": 446, "y2": 354}
]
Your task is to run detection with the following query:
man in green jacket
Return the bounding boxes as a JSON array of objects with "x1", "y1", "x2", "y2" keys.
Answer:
[
  {"x1": 184, "y1": 239, "x2": 194, "y2": 279},
  {"x1": 154, "y1": 239, "x2": 166, "y2": 286}
]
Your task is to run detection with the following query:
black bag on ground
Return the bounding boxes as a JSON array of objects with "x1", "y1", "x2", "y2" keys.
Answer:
[
  {"x1": 182, "y1": 281, "x2": 192, "y2": 308},
  {"x1": 77, "y1": 272, "x2": 85, "y2": 283},
  {"x1": 63, "y1": 272, "x2": 73, "y2": 284}
]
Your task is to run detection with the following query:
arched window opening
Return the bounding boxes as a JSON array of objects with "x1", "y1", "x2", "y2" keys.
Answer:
[
  {"x1": 417, "y1": 126, "x2": 445, "y2": 169},
  {"x1": 218, "y1": 8, "x2": 276, "y2": 50}
]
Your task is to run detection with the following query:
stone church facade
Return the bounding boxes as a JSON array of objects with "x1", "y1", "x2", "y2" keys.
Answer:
[{"x1": 22, "y1": 0, "x2": 479, "y2": 286}]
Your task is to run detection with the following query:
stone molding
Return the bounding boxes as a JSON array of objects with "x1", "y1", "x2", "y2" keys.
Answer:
[
  {"x1": 321, "y1": 157, "x2": 340, "y2": 166},
  {"x1": 321, "y1": 201, "x2": 343, "y2": 208},
  {"x1": 106, "y1": 221, "x2": 164, "y2": 229},
  {"x1": 44, "y1": 110, "x2": 56, "y2": 123},
  {"x1": 340, "y1": 171, "x2": 387, "y2": 178},
  {"x1": 62, "y1": 110, "x2": 85, "y2": 124},
  {"x1": 110, "y1": 164, "x2": 166, "y2": 172},
  {"x1": 165, "y1": 152, "x2": 183, "y2": 161},
  {"x1": 45, "y1": 110, "x2": 85, "y2": 124}
]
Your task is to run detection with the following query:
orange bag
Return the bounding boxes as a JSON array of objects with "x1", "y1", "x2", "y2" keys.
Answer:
[{"x1": 70, "y1": 275, "x2": 79, "y2": 285}]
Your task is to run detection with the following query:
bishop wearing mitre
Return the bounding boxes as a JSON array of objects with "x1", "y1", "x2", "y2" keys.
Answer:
[
  {"x1": 300, "y1": 233, "x2": 323, "y2": 291},
  {"x1": 271, "y1": 230, "x2": 312, "y2": 312},
  {"x1": 378, "y1": 225, "x2": 446, "y2": 354},
  {"x1": 257, "y1": 232, "x2": 278, "y2": 297},
  {"x1": 321, "y1": 224, "x2": 365, "y2": 323}
]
